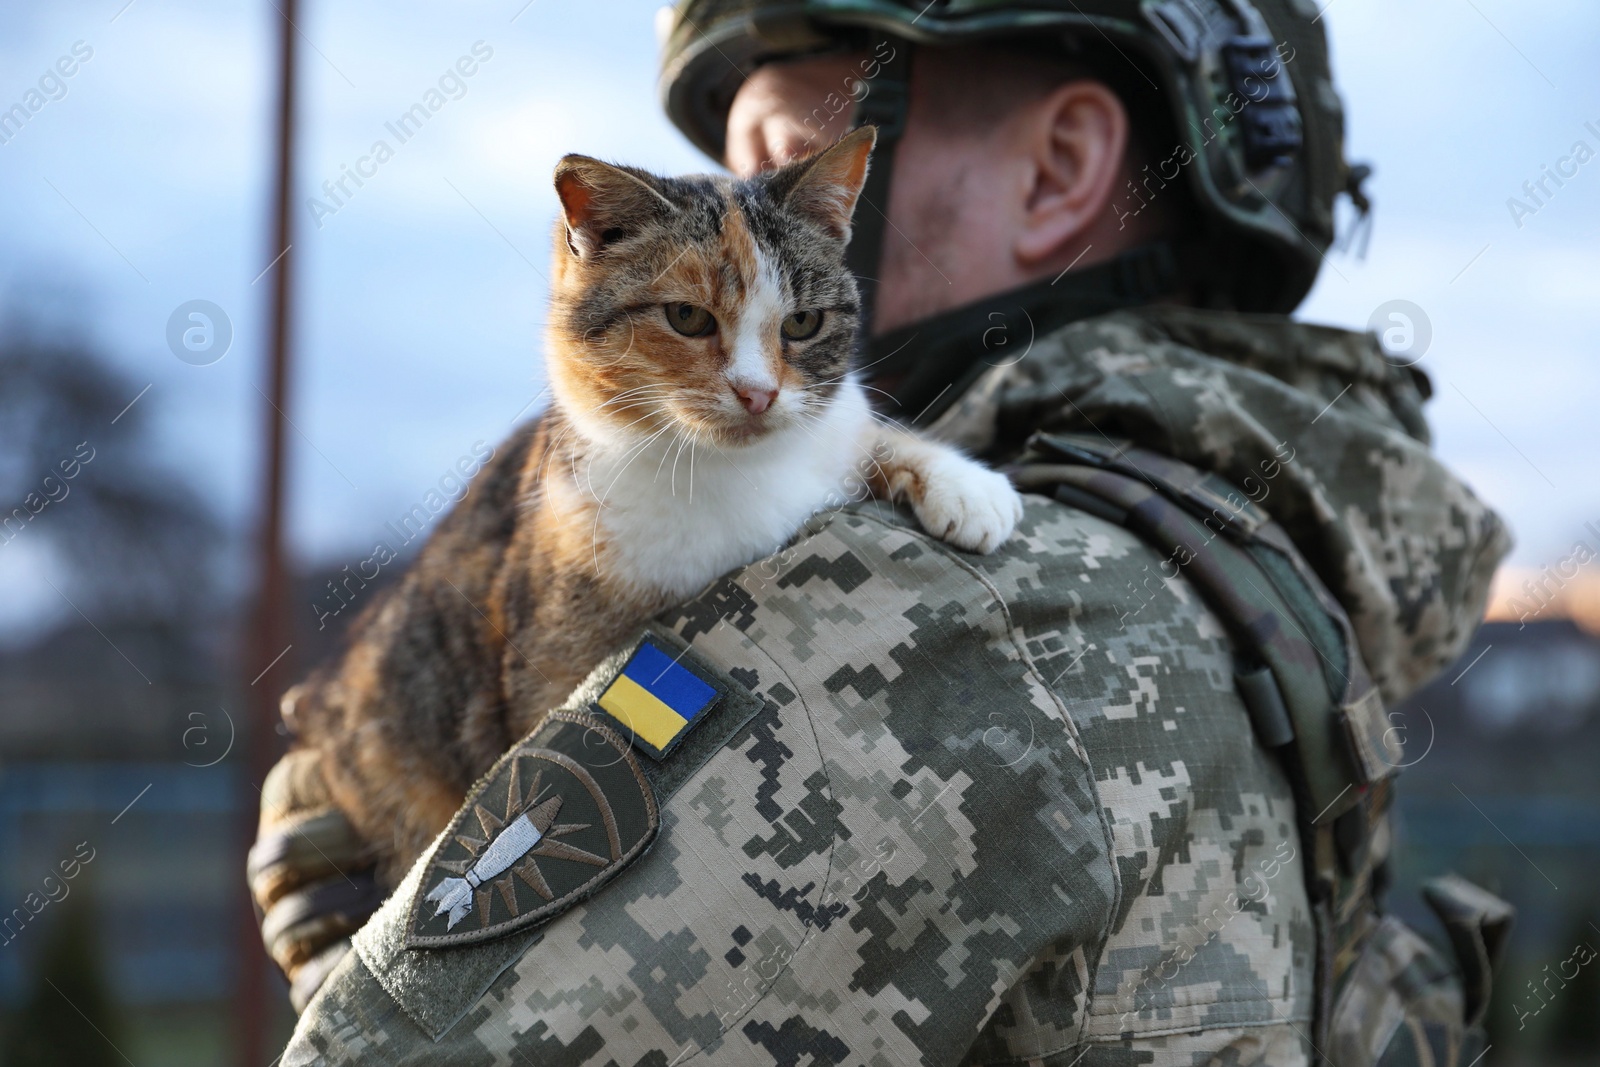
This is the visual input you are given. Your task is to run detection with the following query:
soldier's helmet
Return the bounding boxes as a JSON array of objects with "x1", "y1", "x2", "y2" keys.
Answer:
[{"x1": 659, "y1": 0, "x2": 1361, "y2": 314}]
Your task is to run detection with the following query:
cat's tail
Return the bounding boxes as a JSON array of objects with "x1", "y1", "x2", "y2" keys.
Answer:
[{"x1": 426, "y1": 876, "x2": 474, "y2": 928}]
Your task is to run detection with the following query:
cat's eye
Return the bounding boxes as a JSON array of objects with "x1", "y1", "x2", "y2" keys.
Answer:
[
  {"x1": 664, "y1": 302, "x2": 716, "y2": 337},
  {"x1": 781, "y1": 310, "x2": 823, "y2": 341}
]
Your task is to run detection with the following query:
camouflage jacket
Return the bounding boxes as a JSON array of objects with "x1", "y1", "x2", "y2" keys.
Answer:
[{"x1": 281, "y1": 307, "x2": 1509, "y2": 1066}]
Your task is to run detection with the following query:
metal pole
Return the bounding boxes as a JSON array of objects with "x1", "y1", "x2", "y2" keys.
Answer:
[{"x1": 238, "y1": 0, "x2": 299, "y2": 1060}]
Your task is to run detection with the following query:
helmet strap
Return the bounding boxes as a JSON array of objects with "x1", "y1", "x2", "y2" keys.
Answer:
[
  {"x1": 844, "y1": 32, "x2": 912, "y2": 333},
  {"x1": 839, "y1": 34, "x2": 1180, "y2": 427},
  {"x1": 865, "y1": 242, "x2": 1182, "y2": 427}
]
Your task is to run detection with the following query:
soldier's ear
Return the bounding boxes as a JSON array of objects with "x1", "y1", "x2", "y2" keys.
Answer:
[
  {"x1": 767, "y1": 126, "x2": 876, "y2": 241},
  {"x1": 1014, "y1": 81, "x2": 1127, "y2": 267},
  {"x1": 553, "y1": 156, "x2": 676, "y2": 258}
]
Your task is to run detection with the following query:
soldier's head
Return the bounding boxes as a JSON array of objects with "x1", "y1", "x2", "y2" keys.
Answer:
[
  {"x1": 660, "y1": 1, "x2": 1362, "y2": 338},
  {"x1": 722, "y1": 42, "x2": 1188, "y2": 333}
]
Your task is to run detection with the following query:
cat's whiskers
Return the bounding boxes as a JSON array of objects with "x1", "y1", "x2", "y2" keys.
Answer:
[
  {"x1": 796, "y1": 388, "x2": 896, "y2": 435},
  {"x1": 661, "y1": 416, "x2": 768, "y2": 498},
  {"x1": 805, "y1": 366, "x2": 862, "y2": 390},
  {"x1": 832, "y1": 330, "x2": 919, "y2": 383},
  {"x1": 594, "y1": 396, "x2": 675, "y2": 432},
  {"x1": 793, "y1": 391, "x2": 849, "y2": 431},
  {"x1": 586, "y1": 419, "x2": 679, "y2": 576},
  {"x1": 590, "y1": 381, "x2": 672, "y2": 412},
  {"x1": 655, "y1": 400, "x2": 748, "y2": 452},
  {"x1": 678, "y1": 434, "x2": 699, "y2": 501},
  {"x1": 654, "y1": 426, "x2": 688, "y2": 484},
  {"x1": 552, "y1": 399, "x2": 670, "y2": 505},
  {"x1": 861, "y1": 406, "x2": 908, "y2": 432},
  {"x1": 785, "y1": 398, "x2": 896, "y2": 507},
  {"x1": 528, "y1": 428, "x2": 577, "y2": 508},
  {"x1": 538, "y1": 394, "x2": 669, "y2": 496},
  {"x1": 586, "y1": 387, "x2": 676, "y2": 429},
  {"x1": 779, "y1": 400, "x2": 851, "y2": 469},
  {"x1": 590, "y1": 390, "x2": 665, "y2": 415},
  {"x1": 856, "y1": 383, "x2": 902, "y2": 408},
  {"x1": 586, "y1": 416, "x2": 676, "y2": 505},
  {"x1": 669, "y1": 428, "x2": 694, "y2": 498},
  {"x1": 589, "y1": 396, "x2": 676, "y2": 443}
]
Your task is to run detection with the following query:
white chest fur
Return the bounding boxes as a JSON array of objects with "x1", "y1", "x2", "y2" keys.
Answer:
[{"x1": 565, "y1": 381, "x2": 874, "y2": 601}]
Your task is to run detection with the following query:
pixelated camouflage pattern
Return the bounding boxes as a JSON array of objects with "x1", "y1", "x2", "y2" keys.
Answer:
[
  {"x1": 285, "y1": 492, "x2": 1315, "y2": 1065},
  {"x1": 1327, "y1": 915, "x2": 1467, "y2": 1067},
  {"x1": 932, "y1": 306, "x2": 1511, "y2": 705},
  {"x1": 282, "y1": 311, "x2": 1507, "y2": 1065}
]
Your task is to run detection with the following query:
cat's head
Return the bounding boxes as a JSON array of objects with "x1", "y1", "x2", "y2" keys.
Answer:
[{"x1": 545, "y1": 127, "x2": 875, "y2": 449}]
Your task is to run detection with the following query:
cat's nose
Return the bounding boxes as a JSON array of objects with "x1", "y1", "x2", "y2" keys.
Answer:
[{"x1": 734, "y1": 383, "x2": 778, "y2": 415}]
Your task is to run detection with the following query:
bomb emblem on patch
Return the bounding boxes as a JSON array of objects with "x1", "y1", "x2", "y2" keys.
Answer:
[{"x1": 406, "y1": 711, "x2": 659, "y2": 948}]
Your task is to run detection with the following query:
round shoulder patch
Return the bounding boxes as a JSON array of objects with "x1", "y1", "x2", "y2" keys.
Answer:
[{"x1": 406, "y1": 711, "x2": 659, "y2": 949}]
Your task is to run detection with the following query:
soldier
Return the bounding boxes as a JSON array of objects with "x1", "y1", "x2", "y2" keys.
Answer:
[{"x1": 261, "y1": 1, "x2": 1517, "y2": 1063}]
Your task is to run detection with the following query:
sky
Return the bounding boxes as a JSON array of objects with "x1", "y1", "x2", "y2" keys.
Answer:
[{"x1": 0, "y1": 0, "x2": 1596, "y2": 640}]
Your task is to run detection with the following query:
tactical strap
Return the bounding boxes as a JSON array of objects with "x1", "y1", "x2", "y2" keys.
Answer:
[
  {"x1": 846, "y1": 31, "x2": 911, "y2": 333},
  {"x1": 840, "y1": 35, "x2": 1182, "y2": 420},
  {"x1": 1013, "y1": 432, "x2": 1402, "y2": 1064}
]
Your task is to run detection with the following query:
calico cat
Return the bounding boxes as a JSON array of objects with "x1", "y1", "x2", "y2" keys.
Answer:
[{"x1": 286, "y1": 127, "x2": 1022, "y2": 885}]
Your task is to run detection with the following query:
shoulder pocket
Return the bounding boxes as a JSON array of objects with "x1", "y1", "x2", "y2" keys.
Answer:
[{"x1": 1327, "y1": 875, "x2": 1512, "y2": 1067}]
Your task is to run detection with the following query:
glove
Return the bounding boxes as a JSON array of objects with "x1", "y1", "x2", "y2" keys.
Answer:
[{"x1": 247, "y1": 743, "x2": 384, "y2": 1012}]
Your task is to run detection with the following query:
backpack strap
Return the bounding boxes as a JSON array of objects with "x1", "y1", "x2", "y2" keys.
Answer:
[{"x1": 1012, "y1": 432, "x2": 1405, "y2": 1062}]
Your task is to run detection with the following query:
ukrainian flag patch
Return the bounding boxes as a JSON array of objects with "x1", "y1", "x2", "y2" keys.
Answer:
[{"x1": 595, "y1": 639, "x2": 720, "y2": 759}]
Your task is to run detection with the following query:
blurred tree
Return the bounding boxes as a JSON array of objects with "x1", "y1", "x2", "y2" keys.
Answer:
[
  {"x1": 0, "y1": 299, "x2": 223, "y2": 684},
  {"x1": 0, "y1": 884, "x2": 124, "y2": 1067},
  {"x1": 0, "y1": 300, "x2": 221, "y2": 632}
]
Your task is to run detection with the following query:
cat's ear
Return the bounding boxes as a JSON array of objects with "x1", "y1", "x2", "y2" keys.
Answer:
[
  {"x1": 768, "y1": 126, "x2": 876, "y2": 242},
  {"x1": 553, "y1": 156, "x2": 675, "y2": 258}
]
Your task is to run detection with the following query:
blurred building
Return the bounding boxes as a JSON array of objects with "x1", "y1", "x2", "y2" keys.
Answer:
[
  {"x1": 0, "y1": 319, "x2": 297, "y2": 1063},
  {"x1": 1385, "y1": 616, "x2": 1600, "y2": 1060}
]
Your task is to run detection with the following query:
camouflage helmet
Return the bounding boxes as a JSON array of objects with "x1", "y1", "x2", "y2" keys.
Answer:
[{"x1": 659, "y1": 0, "x2": 1360, "y2": 313}]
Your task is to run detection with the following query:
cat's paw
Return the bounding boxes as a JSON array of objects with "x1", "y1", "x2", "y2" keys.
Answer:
[{"x1": 911, "y1": 454, "x2": 1023, "y2": 555}]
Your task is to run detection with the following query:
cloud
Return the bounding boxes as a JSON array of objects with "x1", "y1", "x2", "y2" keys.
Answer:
[{"x1": 0, "y1": 0, "x2": 1596, "y2": 580}]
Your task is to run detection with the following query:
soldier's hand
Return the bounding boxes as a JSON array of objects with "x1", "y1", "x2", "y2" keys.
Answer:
[{"x1": 248, "y1": 744, "x2": 385, "y2": 1012}]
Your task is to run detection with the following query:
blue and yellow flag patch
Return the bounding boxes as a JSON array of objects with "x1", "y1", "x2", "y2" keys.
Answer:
[{"x1": 595, "y1": 639, "x2": 719, "y2": 759}]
